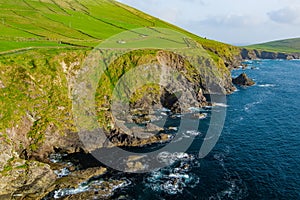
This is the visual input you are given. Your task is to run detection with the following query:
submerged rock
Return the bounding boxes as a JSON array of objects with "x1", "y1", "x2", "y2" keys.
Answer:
[
  {"x1": 232, "y1": 73, "x2": 255, "y2": 86},
  {"x1": 126, "y1": 155, "x2": 147, "y2": 172}
]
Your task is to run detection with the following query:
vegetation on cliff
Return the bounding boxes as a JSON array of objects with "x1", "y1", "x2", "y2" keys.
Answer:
[
  {"x1": 246, "y1": 37, "x2": 300, "y2": 54},
  {"x1": 0, "y1": 0, "x2": 241, "y2": 198}
]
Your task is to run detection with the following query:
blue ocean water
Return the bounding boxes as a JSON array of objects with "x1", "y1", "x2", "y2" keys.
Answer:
[
  {"x1": 50, "y1": 60, "x2": 300, "y2": 200},
  {"x1": 217, "y1": 59, "x2": 300, "y2": 199},
  {"x1": 114, "y1": 59, "x2": 300, "y2": 200}
]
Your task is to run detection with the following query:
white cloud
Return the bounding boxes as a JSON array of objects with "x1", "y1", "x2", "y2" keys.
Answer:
[
  {"x1": 117, "y1": 0, "x2": 300, "y2": 44},
  {"x1": 268, "y1": 7, "x2": 300, "y2": 24},
  {"x1": 200, "y1": 14, "x2": 262, "y2": 28}
]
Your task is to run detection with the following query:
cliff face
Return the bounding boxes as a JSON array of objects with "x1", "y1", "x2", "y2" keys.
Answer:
[
  {"x1": 0, "y1": 48, "x2": 234, "y2": 199},
  {"x1": 241, "y1": 48, "x2": 300, "y2": 60}
]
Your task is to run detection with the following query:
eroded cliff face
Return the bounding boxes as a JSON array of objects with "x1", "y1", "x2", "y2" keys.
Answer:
[
  {"x1": 0, "y1": 48, "x2": 234, "y2": 199},
  {"x1": 93, "y1": 49, "x2": 236, "y2": 149},
  {"x1": 240, "y1": 48, "x2": 300, "y2": 60}
]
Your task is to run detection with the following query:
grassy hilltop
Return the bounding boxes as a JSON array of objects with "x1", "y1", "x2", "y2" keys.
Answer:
[
  {"x1": 0, "y1": 0, "x2": 242, "y2": 198},
  {"x1": 0, "y1": 0, "x2": 239, "y2": 143},
  {"x1": 246, "y1": 37, "x2": 300, "y2": 53},
  {"x1": 0, "y1": 2, "x2": 239, "y2": 196},
  {"x1": 0, "y1": 0, "x2": 238, "y2": 135},
  {"x1": 0, "y1": 0, "x2": 239, "y2": 59}
]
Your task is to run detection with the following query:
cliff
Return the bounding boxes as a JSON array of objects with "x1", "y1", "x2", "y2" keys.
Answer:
[
  {"x1": 0, "y1": 0, "x2": 243, "y2": 198},
  {"x1": 240, "y1": 48, "x2": 300, "y2": 60},
  {"x1": 0, "y1": 46, "x2": 235, "y2": 198}
]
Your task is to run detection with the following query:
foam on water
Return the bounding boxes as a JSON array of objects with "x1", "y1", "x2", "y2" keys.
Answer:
[
  {"x1": 54, "y1": 168, "x2": 70, "y2": 178},
  {"x1": 244, "y1": 101, "x2": 261, "y2": 112},
  {"x1": 145, "y1": 156, "x2": 200, "y2": 195},
  {"x1": 49, "y1": 153, "x2": 67, "y2": 163},
  {"x1": 258, "y1": 84, "x2": 276, "y2": 88},
  {"x1": 53, "y1": 178, "x2": 131, "y2": 199},
  {"x1": 188, "y1": 107, "x2": 203, "y2": 112},
  {"x1": 54, "y1": 185, "x2": 89, "y2": 199},
  {"x1": 185, "y1": 130, "x2": 202, "y2": 137},
  {"x1": 172, "y1": 130, "x2": 202, "y2": 143},
  {"x1": 214, "y1": 103, "x2": 229, "y2": 108},
  {"x1": 51, "y1": 60, "x2": 300, "y2": 199},
  {"x1": 157, "y1": 152, "x2": 194, "y2": 165}
]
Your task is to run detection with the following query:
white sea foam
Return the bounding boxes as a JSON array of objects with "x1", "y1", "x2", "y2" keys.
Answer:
[
  {"x1": 53, "y1": 178, "x2": 131, "y2": 199},
  {"x1": 204, "y1": 105, "x2": 213, "y2": 109},
  {"x1": 49, "y1": 153, "x2": 67, "y2": 163},
  {"x1": 54, "y1": 185, "x2": 89, "y2": 199},
  {"x1": 198, "y1": 113, "x2": 208, "y2": 119},
  {"x1": 160, "y1": 107, "x2": 171, "y2": 112},
  {"x1": 157, "y1": 152, "x2": 194, "y2": 165},
  {"x1": 244, "y1": 101, "x2": 261, "y2": 112},
  {"x1": 258, "y1": 84, "x2": 276, "y2": 88},
  {"x1": 188, "y1": 107, "x2": 202, "y2": 112},
  {"x1": 186, "y1": 130, "x2": 202, "y2": 137},
  {"x1": 160, "y1": 112, "x2": 168, "y2": 116},
  {"x1": 145, "y1": 155, "x2": 200, "y2": 195},
  {"x1": 214, "y1": 103, "x2": 229, "y2": 108},
  {"x1": 54, "y1": 168, "x2": 70, "y2": 178},
  {"x1": 172, "y1": 130, "x2": 202, "y2": 142}
]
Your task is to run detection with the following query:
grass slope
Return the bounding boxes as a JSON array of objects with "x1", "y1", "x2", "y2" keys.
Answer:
[
  {"x1": 0, "y1": 0, "x2": 239, "y2": 168},
  {"x1": 0, "y1": 1, "x2": 243, "y2": 180},
  {"x1": 0, "y1": 0, "x2": 239, "y2": 61},
  {"x1": 246, "y1": 37, "x2": 300, "y2": 53}
]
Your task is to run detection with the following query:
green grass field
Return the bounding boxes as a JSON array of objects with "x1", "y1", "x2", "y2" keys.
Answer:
[
  {"x1": 246, "y1": 38, "x2": 300, "y2": 53},
  {"x1": 0, "y1": 0, "x2": 242, "y2": 176},
  {"x1": 0, "y1": 0, "x2": 240, "y2": 62}
]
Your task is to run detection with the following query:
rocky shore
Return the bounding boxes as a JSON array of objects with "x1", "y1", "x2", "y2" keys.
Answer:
[
  {"x1": 0, "y1": 48, "x2": 235, "y2": 199},
  {"x1": 240, "y1": 48, "x2": 300, "y2": 60},
  {"x1": 1, "y1": 44, "x2": 296, "y2": 199}
]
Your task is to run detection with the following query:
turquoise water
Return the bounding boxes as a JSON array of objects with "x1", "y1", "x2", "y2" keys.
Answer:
[{"x1": 116, "y1": 59, "x2": 300, "y2": 199}]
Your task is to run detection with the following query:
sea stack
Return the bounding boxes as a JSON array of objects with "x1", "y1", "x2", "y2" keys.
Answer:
[{"x1": 232, "y1": 73, "x2": 255, "y2": 86}]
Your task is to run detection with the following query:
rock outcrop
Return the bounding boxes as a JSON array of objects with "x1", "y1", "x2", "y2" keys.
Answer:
[
  {"x1": 0, "y1": 47, "x2": 235, "y2": 199},
  {"x1": 0, "y1": 160, "x2": 57, "y2": 199},
  {"x1": 232, "y1": 73, "x2": 255, "y2": 86},
  {"x1": 241, "y1": 48, "x2": 300, "y2": 60}
]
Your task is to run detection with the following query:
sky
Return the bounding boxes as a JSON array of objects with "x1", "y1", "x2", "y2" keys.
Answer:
[{"x1": 117, "y1": 0, "x2": 300, "y2": 45}]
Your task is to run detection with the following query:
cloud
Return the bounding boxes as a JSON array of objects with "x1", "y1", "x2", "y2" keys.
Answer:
[
  {"x1": 117, "y1": 0, "x2": 300, "y2": 44},
  {"x1": 268, "y1": 7, "x2": 300, "y2": 24},
  {"x1": 200, "y1": 14, "x2": 261, "y2": 28}
]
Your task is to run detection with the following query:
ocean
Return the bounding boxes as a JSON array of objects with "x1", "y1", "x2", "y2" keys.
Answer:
[
  {"x1": 117, "y1": 59, "x2": 300, "y2": 200},
  {"x1": 51, "y1": 59, "x2": 300, "y2": 200}
]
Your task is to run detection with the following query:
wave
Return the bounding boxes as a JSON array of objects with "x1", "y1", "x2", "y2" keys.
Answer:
[
  {"x1": 54, "y1": 178, "x2": 131, "y2": 199},
  {"x1": 214, "y1": 103, "x2": 229, "y2": 108},
  {"x1": 54, "y1": 168, "x2": 71, "y2": 178},
  {"x1": 160, "y1": 112, "x2": 168, "y2": 116},
  {"x1": 157, "y1": 152, "x2": 194, "y2": 165},
  {"x1": 188, "y1": 107, "x2": 202, "y2": 112},
  {"x1": 54, "y1": 185, "x2": 89, "y2": 199},
  {"x1": 258, "y1": 84, "x2": 276, "y2": 88},
  {"x1": 172, "y1": 130, "x2": 202, "y2": 142},
  {"x1": 244, "y1": 101, "x2": 261, "y2": 112},
  {"x1": 209, "y1": 171, "x2": 249, "y2": 200},
  {"x1": 49, "y1": 153, "x2": 67, "y2": 163},
  {"x1": 160, "y1": 107, "x2": 171, "y2": 112},
  {"x1": 186, "y1": 130, "x2": 202, "y2": 136},
  {"x1": 146, "y1": 152, "x2": 200, "y2": 195},
  {"x1": 198, "y1": 113, "x2": 208, "y2": 119}
]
